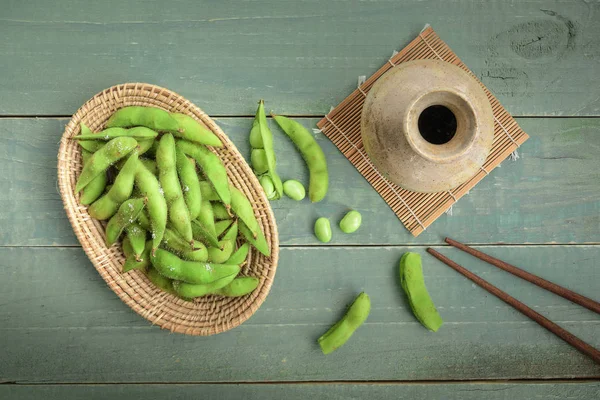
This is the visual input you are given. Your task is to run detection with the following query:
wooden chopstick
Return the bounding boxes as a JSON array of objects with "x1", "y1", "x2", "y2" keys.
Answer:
[
  {"x1": 445, "y1": 237, "x2": 600, "y2": 315},
  {"x1": 426, "y1": 248, "x2": 600, "y2": 364}
]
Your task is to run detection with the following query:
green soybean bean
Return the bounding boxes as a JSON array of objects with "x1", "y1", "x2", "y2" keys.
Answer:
[
  {"x1": 213, "y1": 276, "x2": 259, "y2": 297},
  {"x1": 135, "y1": 161, "x2": 168, "y2": 254},
  {"x1": 314, "y1": 217, "x2": 332, "y2": 243},
  {"x1": 250, "y1": 101, "x2": 284, "y2": 199},
  {"x1": 107, "y1": 106, "x2": 180, "y2": 132},
  {"x1": 146, "y1": 266, "x2": 177, "y2": 295},
  {"x1": 80, "y1": 150, "x2": 107, "y2": 205},
  {"x1": 177, "y1": 140, "x2": 231, "y2": 206},
  {"x1": 239, "y1": 220, "x2": 270, "y2": 257},
  {"x1": 211, "y1": 202, "x2": 231, "y2": 221},
  {"x1": 259, "y1": 175, "x2": 277, "y2": 200},
  {"x1": 175, "y1": 148, "x2": 202, "y2": 220},
  {"x1": 339, "y1": 210, "x2": 362, "y2": 234},
  {"x1": 125, "y1": 222, "x2": 146, "y2": 261},
  {"x1": 73, "y1": 126, "x2": 158, "y2": 141},
  {"x1": 170, "y1": 113, "x2": 223, "y2": 147},
  {"x1": 229, "y1": 185, "x2": 262, "y2": 238},
  {"x1": 214, "y1": 219, "x2": 233, "y2": 237},
  {"x1": 89, "y1": 151, "x2": 139, "y2": 220},
  {"x1": 150, "y1": 248, "x2": 240, "y2": 284},
  {"x1": 251, "y1": 149, "x2": 268, "y2": 174},
  {"x1": 283, "y1": 179, "x2": 305, "y2": 201},
  {"x1": 157, "y1": 134, "x2": 193, "y2": 243},
  {"x1": 226, "y1": 243, "x2": 250, "y2": 265},
  {"x1": 162, "y1": 228, "x2": 208, "y2": 262},
  {"x1": 399, "y1": 252, "x2": 443, "y2": 332},
  {"x1": 105, "y1": 198, "x2": 146, "y2": 246},
  {"x1": 76, "y1": 137, "x2": 137, "y2": 192},
  {"x1": 172, "y1": 272, "x2": 238, "y2": 298},
  {"x1": 191, "y1": 219, "x2": 220, "y2": 249},
  {"x1": 318, "y1": 292, "x2": 370, "y2": 355},
  {"x1": 273, "y1": 115, "x2": 328, "y2": 202},
  {"x1": 207, "y1": 221, "x2": 237, "y2": 263},
  {"x1": 199, "y1": 180, "x2": 219, "y2": 201},
  {"x1": 123, "y1": 239, "x2": 151, "y2": 273}
]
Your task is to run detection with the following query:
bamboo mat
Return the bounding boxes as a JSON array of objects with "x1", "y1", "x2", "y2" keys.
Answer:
[{"x1": 317, "y1": 26, "x2": 529, "y2": 236}]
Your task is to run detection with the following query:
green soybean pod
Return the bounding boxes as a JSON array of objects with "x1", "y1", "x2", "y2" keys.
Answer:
[
  {"x1": 259, "y1": 175, "x2": 277, "y2": 200},
  {"x1": 123, "y1": 239, "x2": 152, "y2": 273},
  {"x1": 191, "y1": 219, "x2": 220, "y2": 249},
  {"x1": 339, "y1": 210, "x2": 362, "y2": 234},
  {"x1": 106, "y1": 106, "x2": 180, "y2": 132},
  {"x1": 157, "y1": 133, "x2": 193, "y2": 243},
  {"x1": 146, "y1": 265, "x2": 177, "y2": 295},
  {"x1": 150, "y1": 248, "x2": 240, "y2": 284},
  {"x1": 229, "y1": 185, "x2": 262, "y2": 238},
  {"x1": 199, "y1": 180, "x2": 220, "y2": 201},
  {"x1": 137, "y1": 139, "x2": 155, "y2": 156},
  {"x1": 283, "y1": 179, "x2": 305, "y2": 201},
  {"x1": 173, "y1": 272, "x2": 238, "y2": 298},
  {"x1": 318, "y1": 292, "x2": 371, "y2": 355},
  {"x1": 135, "y1": 161, "x2": 168, "y2": 254},
  {"x1": 273, "y1": 115, "x2": 328, "y2": 202},
  {"x1": 213, "y1": 276, "x2": 259, "y2": 297},
  {"x1": 207, "y1": 221, "x2": 238, "y2": 263},
  {"x1": 399, "y1": 252, "x2": 443, "y2": 332},
  {"x1": 226, "y1": 243, "x2": 250, "y2": 265},
  {"x1": 314, "y1": 217, "x2": 332, "y2": 243},
  {"x1": 197, "y1": 199, "x2": 217, "y2": 236},
  {"x1": 78, "y1": 123, "x2": 105, "y2": 152},
  {"x1": 79, "y1": 150, "x2": 107, "y2": 205},
  {"x1": 76, "y1": 137, "x2": 137, "y2": 192},
  {"x1": 176, "y1": 149, "x2": 202, "y2": 220},
  {"x1": 177, "y1": 140, "x2": 231, "y2": 206},
  {"x1": 89, "y1": 151, "x2": 139, "y2": 220},
  {"x1": 139, "y1": 158, "x2": 158, "y2": 175},
  {"x1": 250, "y1": 149, "x2": 268, "y2": 174},
  {"x1": 162, "y1": 228, "x2": 208, "y2": 262},
  {"x1": 214, "y1": 219, "x2": 233, "y2": 237},
  {"x1": 239, "y1": 220, "x2": 270, "y2": 257},
  {"x1": 125, "y1": 222, "x2": 147, "y2": 261},
  {"x1": 73, "y1": 126, "x2": 158, "y2": 141},
  {"x1": 254, "y1": 100, "x2": 283, "y2": 199},
  {"x1": 105, "y1": 198, "x2": 146, "y2": 246},
  {"x1": 170, "y1": 113, "x2": 223, "y2": 147},
  {"x1": 212, "y1": 202, "x2": 231, "y2": 221}
]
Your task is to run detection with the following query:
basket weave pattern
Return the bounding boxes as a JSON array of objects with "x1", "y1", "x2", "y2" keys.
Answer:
[{"x1": 57, "y1": 83, "x2": 279, "y2": 335}]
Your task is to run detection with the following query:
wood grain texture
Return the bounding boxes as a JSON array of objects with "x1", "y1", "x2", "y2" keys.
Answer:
[
  {"x1": 1, "y1": 246, "x2": 598, "y2": 382},
  {"x1": 1, "y1": 0, "x2": 599, "y2": 116},
  {"x1": 1, "y1": 382, "x2": 599, "y2": 399},
  {"x1": 0, "y1": 117, "x2": 598, "y2": 246}
]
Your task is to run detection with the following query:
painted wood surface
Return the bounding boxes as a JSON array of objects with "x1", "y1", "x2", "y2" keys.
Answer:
[
  {"x1": 1, "y1": 0, "x2": 599, "y2": 117},
  {"x1": 1, "y1": 246, "x2": 599, "y2": 383},
  {"x1": 2, "y1": 382, "x2": 599, "y2": 399},
  {"x1": 0, "y1": 117, "x2": 598, "y2": 247}
]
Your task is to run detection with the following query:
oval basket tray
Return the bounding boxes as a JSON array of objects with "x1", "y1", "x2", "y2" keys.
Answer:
[{"x1": 57, "y1": 83, "x2": 279, "y2": 336}]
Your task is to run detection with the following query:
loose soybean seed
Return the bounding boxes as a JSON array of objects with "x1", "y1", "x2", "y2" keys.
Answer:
[
  {"x1": 314, "y1": 217, "x2": 332, "y2": 243},
  {"x1": 283, "y1": 180, "x2": 305, "y2": 201},
  {"x1": 339, "y1": 210, "x2": 362, "y2": 234}
]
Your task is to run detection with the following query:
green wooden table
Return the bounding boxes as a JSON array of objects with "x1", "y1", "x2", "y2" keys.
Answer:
[{"x1": 1, "y1": 1, "x2": 599, "y2": 398}]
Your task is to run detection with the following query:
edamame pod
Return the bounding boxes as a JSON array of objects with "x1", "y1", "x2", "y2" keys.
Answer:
[
  {"x1": 211, "y1": 202, "x2": 231, "y2": 221},
  {"x1": 80, "y1": 150, "x2": 107, "y2": 205},
  {"x1": 125, "y1": 222, "x2": 146, "y2": 261},
  {"x1": 157, "y1": 134, "x2": 193, "y2": 243},
  {"x1": 162, "y1": 228, "x2": 208, "y2": 262},
  {"x1": 314, "y1": 217, "x2": 332, "y2": 243},
  {"x1": 197, "y1": 199, "x2": 217, "y2": 237},
  {"x1": 239, "y1": 220, "x2": 270, "y2": 257},
  {"x1": 146, "y1": 266, "x2": 177, "y2": 295},
  {"x1": 173, "y1": 273, "x2": 238, "y2": 298},
  {"x1": 105, "y1": 198, "x2": 146, "y2": 246},
  {"x1": 76, "y1": 136, "x2": 137, "y2": 192},
  {"x1": 214, "y1": 219, "x2": 233, "y2": 237},
  {"x1": 199, "y1": 180, "x2": 219, "y2": 201},
  {"x1": 399, "y1": 252, "x2": 443, "y2": 332},
  {"x1": 226, "y1": 243, "x2": 250, "y2": 265},
  {"x1": 73, "y1": 126, "x2": 158, "y2": 141},
  {"x1": 89, "y1": 151, "x2": 139, "y2": 220},
  {"x1": 318, "y1": 292, "x2": 371, "y2": 354},
  {"x1": 106, "y1": 106, "x2": 180, "y2": 132},
  {"x1": 339, "y1": 210, "x2": 362, "y2": 234},
  {"x1": 176, "y1": 148, "x2": 202, "y2": 220},
  {"x1": 137, "y1": 139, "x2": 155, "y2": 156},
  {"x1": 229, "y1": 185, "x2": 262, "y2": 238},
  {"x1": 78, "y1": 123, "x2": 105, "y2": 152},
  {"x1": 207, "y1": 221, "x2": 238, "y2": 263},
  {"x1": 273, "y1": 115, "x2": 328, "y2": 202},
  {"x1": 135, "y1": 161, "x2": 168, "y2": 254},
  {"x1": 122, "y1": 239, "x2": 151, "y2": 273},
  {"x1": 177, "y1": 140, "x2": 231, "y2": 206},
  {"x1": 213, "y1": 276, "x2": 259, "y2": 297},
  {"x1": 150, "y1": 248, "x2": 240, "y2": 284},
  {"x1": 191, "y1": 219, "x2": 220, "y2": 249},
  {"x1": 170, "y1": 113, "x2": 223, "y2": 147}
]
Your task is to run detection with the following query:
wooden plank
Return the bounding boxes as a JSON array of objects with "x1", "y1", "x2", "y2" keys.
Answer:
[
  {"x1": 1, "y1": 246, "x2": 598, "y2": 382},
  {"x1": 1, "y1": 117, "x2": 598, "y2": 246},
  {"x1": 1, "y1": 382, "x2": 599, "y2": 399},
  {"x1": 1, "y1": 1, "x2": 599, "y2": 116}
]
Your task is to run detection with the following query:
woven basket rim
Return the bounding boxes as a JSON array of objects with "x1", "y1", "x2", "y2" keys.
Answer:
[{"x1": 57, "y1": 82, "x2": 279, "y2": 336}]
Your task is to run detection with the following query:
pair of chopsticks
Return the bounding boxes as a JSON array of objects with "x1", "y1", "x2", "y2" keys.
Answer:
[{"x1": 427, "y1": 238, "x2": 600, "y2": 364}]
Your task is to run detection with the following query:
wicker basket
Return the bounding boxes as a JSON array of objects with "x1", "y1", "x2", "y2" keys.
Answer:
[{"x1": 57, "y1": 83, "x2": 279, "y2": 335}]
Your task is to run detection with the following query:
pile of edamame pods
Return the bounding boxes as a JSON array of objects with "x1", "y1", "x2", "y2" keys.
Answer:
[{"x1": 75, "y1": 106, "x2": 270, "y2": 300}]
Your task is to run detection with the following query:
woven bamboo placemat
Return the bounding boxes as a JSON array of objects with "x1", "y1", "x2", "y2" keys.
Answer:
[{"x1": 317, "y1": 26, "x2": 529, "y2": 236}]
